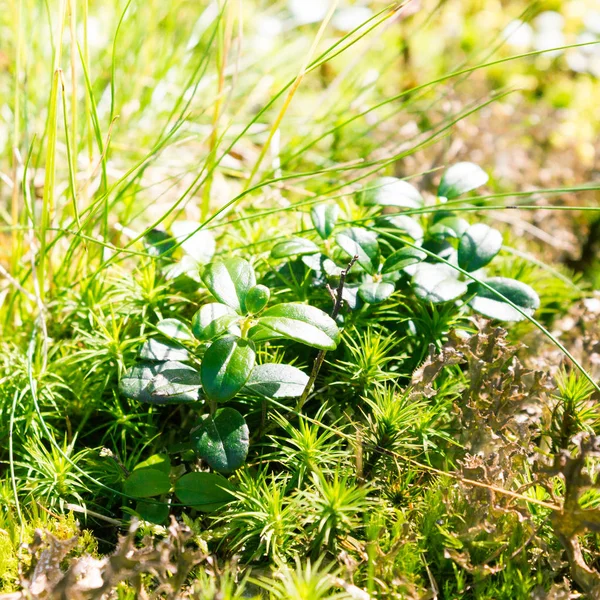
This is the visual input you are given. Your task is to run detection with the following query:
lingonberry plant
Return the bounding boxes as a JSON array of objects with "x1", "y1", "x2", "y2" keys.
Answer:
[
  {"x1": 269, "y1": 162, "x2": 541, "y2": 321},
  {"x1": 119, "y1": 257, "x2": 340, "y2": 516}
]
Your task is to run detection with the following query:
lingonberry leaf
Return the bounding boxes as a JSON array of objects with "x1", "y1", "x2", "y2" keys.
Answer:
[
  {"x1": 257, "y1": 303, "x2": 340, "y2": 350},
  {"x1": 174, "y1": 472, "x2": 236, "y2": 512},
  {"x1": 192, "y1": 408, "x2": 249, "y2": 473},
  {"x1": 202, "y1": 258, "x2": 256, "y2": 314},
  {"x1": 360, "y1": 176, "x2": 423, "y2": 209},
  {"x1": 412, "y1": 263, "x2": 468, "y2": 303},
  {"x1": 335, "y1": 227, "x2": 380, "y2": 275},
  {"x1": 437, "y1": 162, "x2": 489, "y2": 199},
  {"x1": 458, "y1": 223, "x2": 503, "y2": 272},
  {"x1": 311, "y1": 204, "x2": 339, "y2": 239},
  {"x1": 468, "y1": 277, "x2": 540, "y2": 321},
  {"x1": 201, "y1": 335, "x2": 256, "y2": 402}
]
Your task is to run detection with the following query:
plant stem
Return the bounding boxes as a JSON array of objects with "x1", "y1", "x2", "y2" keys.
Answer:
[{"x1": 296, "y1": 255, "x2": 358, "y2": 412}]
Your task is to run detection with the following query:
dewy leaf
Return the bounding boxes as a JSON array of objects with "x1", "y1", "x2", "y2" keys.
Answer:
[
  {"x1": 437, "y1": 162, "x2": 489, "y2": 199},
  {"x1": 468, "y1": 277, "x2": 540, "y2": 322},
  {"x1": 360, "y1": 176, "x2": 423, "y2": 209},
  {"x1": 120, "y1": 361, "x2": 202, "y2": 404},
  {"x1": 244, "y1": 363, "x2": 309, "y2": 398},
  {"x1": 458, "y1": 223, "x2": 503, "y2": 272},
  {"x1": 133, "y1": 453, "x2": 171, "y2": 475},
  {"x1": 382, "y1": 247, "x2": 427, "y2": 274},
  {"x1": 311, "y1": 204, "x2": 339, "y2": 239},
  {"x1": 124, "y1": 468, "x2": 171, "y2": 498},
  {"x1": 171, "y1": 221, "x2": 216, "y2": 264},
  {"x1": 192, "y1": 303, "x2": 240, "y2": 341},
  {"x1": 358, "y1": 281, "x2": 395, "y2": 304},
  {"x1": 335, "y1": 227, "x2": 380, "y2": 275},
  {"x1": 258, "y1": 303, "x2": 340, "y2": 350},
  {"x1": 271, "y1": 237, "x2": 320, "y2": 259},
  {"x1": 412, "y1": 263, "x2": 468, "y2": 303},
  {"x1": 245, "y1": 285, "x2": 270, "y2": 314},
  {"x1": 201, "y1": 335, "x2": 256, "y2": 402},
  {"x1": 202, "y1": 258, "x2": 256, "y2": 314},
  {"x1": 376, "y1": 215, "x2": 424, "y2": 243},
  {"x1": 156, "y1": 319, "x2": 194, "y2": 342},
  {"x1": 174, "y1": 472, "x2": 236, "y2": 512},
  {"x1": 193, "y1": 408, "x2": 249, "y2": 473},
  {"x1": 139, "y1": 338, "x2": 189, "y2": 362}
]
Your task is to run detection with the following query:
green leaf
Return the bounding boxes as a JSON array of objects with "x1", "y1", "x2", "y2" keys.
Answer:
[
  {"x1": 382, "y1": 247, "x2": 427, "y2": 274},
  {"x1": 271, "y1": 237, "x2": 319, "y2": 259},
  {"x1": 468, "y1": 277, "x2": 540, "y2": 322},
  {"x1": 311, "y1": 204, "x2": 339, "y2": 239},
  {"x1": 358, "y1": 281, "x2": 395, "y2": 304},
  {"x1": 124, "y1": 468, "x2": 171, "y2": 498},
  {"x1": 140, "y1": 338, "x2": 189, "y2": 362},
  {"x1": 174, "y1": 472, "x2": 236, "y2": 512},
  {"x1": 458, "y1": 223, "x2": 503, "y2": 272},
  {"x1": 429, "y1": 216, "x2": 470, "y2": 240},
  {"x1": 335, "y1": 227, "x2": 379, "y2": 275},
  {"x1": 120, "y1": 361, "x2": 202, "y2": 404},
  {"x1": 360, "y1": 177, "x2": 423, "y2": 209},
  {"x1": 171, "y1": 221, "x2": 216, "y2": 264},
  {"x1": 201, "y1": 335, "x2": 256, "y2": 402},
  {"x1": 202, "y1": 258, "x2": 256, "y2": 314},
  {"x1": 244, "y1": 363, "x2": 309, "y2": 398},
  {"x1": 376, "y1": 215, "x2": 424, "y2": 243},
  {"x1": 192, "y1": 303, "x2": 240, "y2": 341},
  {"x1": 258, "y1": 303, "x2": 340, "y2": 350},
  {"x1": 301, "y1": 253, "x2": 342, "y2": 277},
  {"x1": 144, "y1": 229, "x2": 176, "y2": 258},
  {"x1": 156, "y1": 319, "x2": 194, "y2": 342},
  {"x1": 192, "y1": 408, "x2": 249, "y2": 473},
  {"x1": 135, "y1": 500, "x2": 170, "y2": 524},
  {"x1": 133, "y1": 453, "x2": 171, "y2": 475},
  {"x1": 245, "y1": 285, "x2": 270, "y2": 314},
  {"x1": 412, "y1": 263, "x2": 468, "y2": 303},
  {"x1": 437, "y1": 162, "x2": 489, "y2": 199}
]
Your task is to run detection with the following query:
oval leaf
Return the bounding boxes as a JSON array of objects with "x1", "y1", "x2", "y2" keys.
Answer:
[
  {"x1": 120, "y1": 361, "x2": 202, "y2": 404},
  {"x1": 202, "y1": 258, "x2": 256, "y2": 314},
  {"x1": 376, "y1": 215, "x2": 424, "y2": 243},
  {"x1": 258, "y1": 303, "x2": 340, "y2": 350},
  {"x1": 358, "y1": 281, "x2": 395, "y2": 304},
  {"x1": 429, "y1": 216, "x2": 470, "y2": 240},
  {"x1": 124, "y1": 468, "x2": 171, "y2": 498},
  {"x1": 156, "y1": 319, "x2": 194, "y2": 342},
  {"x1": 171, "y1": 221, "x2": 216, "y2": 264},
  {"x1": 244, "y1": 363, "x2": 309, "y2": 398},
  {"x1": 301, "y1": 253, "x2": 343, "y2": 277},
  {"x1": 133, "y1": 453, "x2": 171, "y2": 475},
  {"x1": 193, "y1": 408, "x2": 249, "y2": 473},
  {"x1": 458, "y1": 223, "x2": 503, "y2": 272},
  {"x1": 382, "y1": 247, "x2": 427, "y2": 274},
  {"x1": 192, "y1": 303, "x2": 240, "y2": 341},
  {"x1": 246, "y1": 285, "x2": 271, "y2": 314},
  {"x1": 412, "y1": 263, "x2": 468, "y2": 303},
  {"x1": 360, "y1": 177, "x2": 423, "y2": 209},
  {"x1": 311, "y1": 204, "x2": 339, "y2": 240},
  {"x1": 468, "y1": 277, "x2": 540, "y2": 322},
  {"x1": 335, "y1": 227, "x2": 379, "y2": 275},
  {"x1": 437, "y1": 162, "x2": 489, "y2": 199},
  {"x1": 201, "y1": 335, "x2": 256, "y2": 402},
  {"x1": 140, "y1": 338, "x2": 189, "y2": 362},
  {"x1": 174, "y1": 472, "x2": 236, "y2": 512},
  {"x1": 271, "y1": 237, "x2": 320, "y2": 259}
]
